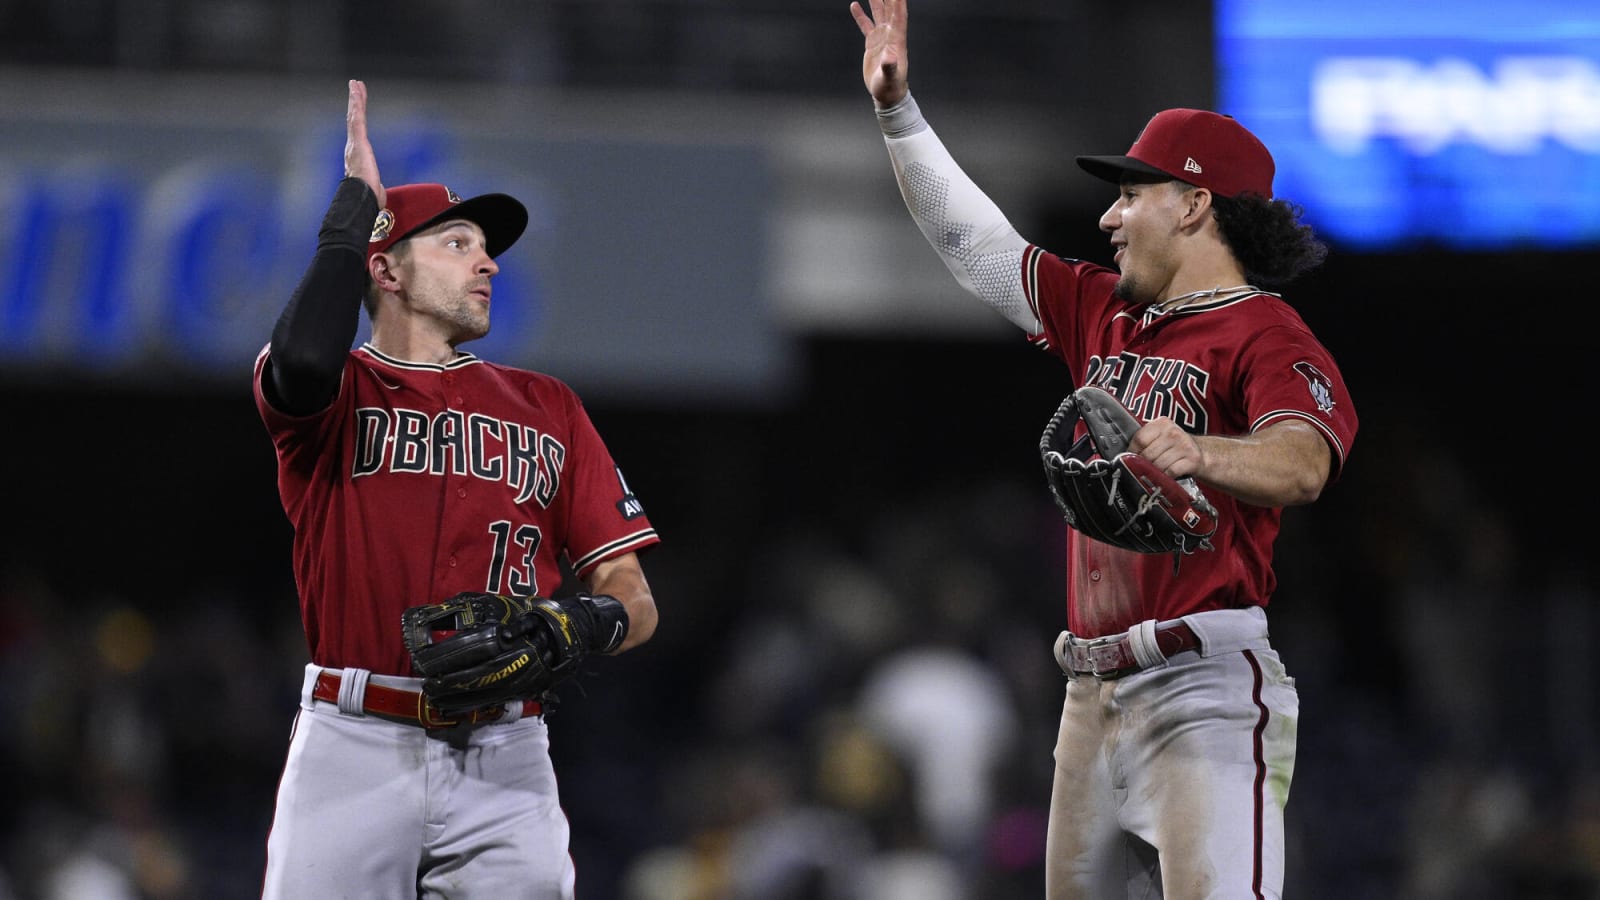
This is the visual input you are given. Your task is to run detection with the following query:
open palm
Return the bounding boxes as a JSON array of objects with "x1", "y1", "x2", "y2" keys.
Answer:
[{"x1": 850, "y1": 0, "x2": 909, "y2": 107}]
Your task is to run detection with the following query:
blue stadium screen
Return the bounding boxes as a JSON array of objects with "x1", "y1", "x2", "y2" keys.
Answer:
[{"x1": 1216, "y1": 1, "x2": 1600, "y2": 249}]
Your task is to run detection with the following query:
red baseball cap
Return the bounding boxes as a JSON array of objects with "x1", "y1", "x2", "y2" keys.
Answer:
[
  {"x1": 1076, "y1": 109, "x2": 1275, "y2": 199},
  {"x1": 367, "y1": 183, "x2": 529, "y2": 260}
]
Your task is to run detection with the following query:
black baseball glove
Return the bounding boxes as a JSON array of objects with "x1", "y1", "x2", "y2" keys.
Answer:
[
  {"x1": 1039, "y1": 386, "x2": 1218, "y2": 558},
  {"x1": 401, "y1": 591, "x2": 629, "y2": 717}
]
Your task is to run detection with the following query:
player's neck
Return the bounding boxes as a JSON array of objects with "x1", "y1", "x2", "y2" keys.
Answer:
[
  {"x1": 1151, "y1": 282, "x2": 1258, "y2": 314},
  {"x1": 1153, "y1": 259, "x2": 1256, "y2": 313},
  {"x1": 369, "y1": 326, "x2": 462, "y2": 366}
]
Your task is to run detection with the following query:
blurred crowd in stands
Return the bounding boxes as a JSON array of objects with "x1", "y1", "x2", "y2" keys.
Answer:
[
  {"x1": 1, "y1": 364, "x2": 1596, "y2": 898},
  {"x1": 2, "y1": 0, "x2": 1104, "y2": 103}
]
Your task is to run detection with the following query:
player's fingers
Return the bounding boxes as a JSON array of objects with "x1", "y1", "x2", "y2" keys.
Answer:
[
  {"x1": 1127, "y1": 420, "x2": 1159, "y2": 457},
  {"x1": 1149, "y1": 435, "x2": 1200, "y2": 479},
  {"x1": 850, "y1": 2, "x2": 873, "y2": 35},
  {"x1": 880, "y1": 0, "x2": 902, "y2": 30},
  {"x1": 344, "y1": 81, "x2": 366, "y2": 172},
  {"x1": 346, "y1": 79, "x2": 367, "y2": 141},
  {"x1": 1155, "y1": 448, "x2": 1190, "y2": 479},
  {"x1": 343, "y1": 80, "x2": 386, "y2": 204}
]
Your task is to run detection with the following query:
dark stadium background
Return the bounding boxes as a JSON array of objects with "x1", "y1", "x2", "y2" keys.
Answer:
[{"x1": 1, "y1": 2, "x2": 1592, "y2": 898}]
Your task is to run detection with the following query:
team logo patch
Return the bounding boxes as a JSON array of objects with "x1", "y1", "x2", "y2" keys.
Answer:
[
  {"x1": 370, "y1": 208, "x2": 395, "y2": 244},
  {"x1": 1294, "y1": 361, "x2": 1336, "y2": 413}
]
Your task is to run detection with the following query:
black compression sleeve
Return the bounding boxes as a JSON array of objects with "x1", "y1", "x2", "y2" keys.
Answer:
[{"x1": 266, "y1": 177, "x2": 377, "y2": 416}]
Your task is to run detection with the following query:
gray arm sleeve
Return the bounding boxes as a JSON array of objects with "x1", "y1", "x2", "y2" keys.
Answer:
[{"x1": 876, "y1": 94, "x2": 1038, "y2": 333}]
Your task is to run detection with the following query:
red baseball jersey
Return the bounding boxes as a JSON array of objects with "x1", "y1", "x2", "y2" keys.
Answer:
[
  {"x1": 254, "y1": 343, "x2": 660, "y2": 675},
  {"x1": 1022, "y1": 247, "x2": 1358, "y2": 638}
]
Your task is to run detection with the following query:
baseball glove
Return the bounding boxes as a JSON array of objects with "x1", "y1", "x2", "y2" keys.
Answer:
[
  {"x1": 401, "y1": 591, "x2": 628, "y2": 717},
  {"x1": 1039, "y1": 386, "x2": 1219, "y2": 558}
]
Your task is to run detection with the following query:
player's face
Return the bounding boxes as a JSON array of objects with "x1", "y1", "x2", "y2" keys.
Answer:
[
  {"x1": 1099, "y1": 178, "x2": 1187, "y2": 305},
  {"x1": 396, "y1": 219, "x2": 499, "y2": 343}
]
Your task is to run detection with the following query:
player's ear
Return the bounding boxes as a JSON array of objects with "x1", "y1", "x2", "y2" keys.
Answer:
[
  {"x1": 1178, "y1": 186, "x2": 1215, "y2": 231},
  {"x1": 369, "y1": 252, "x2": 402, "y2": 291}
]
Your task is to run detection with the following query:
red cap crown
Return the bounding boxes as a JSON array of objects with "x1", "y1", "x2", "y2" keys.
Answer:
[
  {"x1": 367, "y1": 183, "x2": 529, "y2": 260},
  {"x1": 1076, "y1": 109, "x2": 1275, "y2": 199}
]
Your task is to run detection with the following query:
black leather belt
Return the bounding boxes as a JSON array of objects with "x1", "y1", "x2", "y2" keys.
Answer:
[{"x1": 1057, "y1": 622, "x2": 1201, "y2": 680}]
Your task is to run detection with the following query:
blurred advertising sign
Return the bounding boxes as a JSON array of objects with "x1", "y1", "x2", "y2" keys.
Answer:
[
  {"x1": 0, "y1": 81, "x2": 788, "y2": 404},
  {"x1": 1216, "y1": 0, "x2": 1600, "y2": 249}
]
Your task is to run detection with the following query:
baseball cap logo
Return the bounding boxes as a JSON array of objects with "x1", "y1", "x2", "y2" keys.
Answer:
[
  {"x1": 366, "y1": 182, "x2": 530, "y2": 261},
  {"x1": 1076, "y1": 109, "x2": 1276, "y2": 199},
  {"x1": 370, "y1": 208, "x2": 395, "y2": 244}
]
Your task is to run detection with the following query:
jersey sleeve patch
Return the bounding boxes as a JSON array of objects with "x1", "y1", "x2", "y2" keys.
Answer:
[
  {"x1": 614, "y1": 466, "x2": 645, "y2": 519},
  {"x1": 1293, "y1": 361, "x2": 1337, "y2": 415}
]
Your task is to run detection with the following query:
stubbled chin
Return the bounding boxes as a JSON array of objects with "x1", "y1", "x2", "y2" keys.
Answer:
[{"x1": 452, "y1": 315, "x2": 491, "y2": 343}]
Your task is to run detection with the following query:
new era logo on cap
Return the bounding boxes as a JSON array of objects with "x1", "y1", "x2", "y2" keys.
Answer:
[
  {"x1": 1075, "y1": 109, "x2": 1275, "y2": 199},
  {"x1": 367, "y1": 183, "x2": 530, "y2": 260}
]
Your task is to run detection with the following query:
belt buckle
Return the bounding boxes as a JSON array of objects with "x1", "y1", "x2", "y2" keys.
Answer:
[
  {"x1": 1080, "y1": 633, "x2": 1129, "y2": 680},
  {"x1": 416, "y1": 694, "x2": 462, "y2": 729},
  {"x1": 1064, "y1": 632, "x2": 1120, "y2": 680}
]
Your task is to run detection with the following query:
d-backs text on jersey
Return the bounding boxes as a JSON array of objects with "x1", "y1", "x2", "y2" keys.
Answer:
[
  {"x1": 351, "y1": 407, "x2": 564, "y2": 508},
  {"x1": 1086, "y1": 351, "x2": 1211, "y2": 432}
]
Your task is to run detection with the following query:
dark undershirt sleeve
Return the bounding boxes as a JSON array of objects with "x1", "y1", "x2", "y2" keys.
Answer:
[{"x1": 264, "y1": 177, "x2": 377, "y2": 416}]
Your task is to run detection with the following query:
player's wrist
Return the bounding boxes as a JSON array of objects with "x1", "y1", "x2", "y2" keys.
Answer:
[
  {"x1": 567, "y1": 593, "x2": 629, "y2": 654},
  {"x1": 875, "y1": 92, "x2": 928, "y2": 139},
  {"x1": 320, "y1": 177, "x2": 380, "y2": 254}
]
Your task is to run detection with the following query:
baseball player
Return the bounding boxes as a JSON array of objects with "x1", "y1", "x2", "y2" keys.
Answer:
[
  {"x1": 851, "y1": 2, "x2": 1358, "y2": 897},
  {"x1": 252, "y1": 80, "x2": 660, "y2": 899}
]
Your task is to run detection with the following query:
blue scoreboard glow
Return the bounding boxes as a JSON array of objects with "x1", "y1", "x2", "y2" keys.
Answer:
[{"x1": 1215, "y1": 1, "x2": 1600, "y2": 249}]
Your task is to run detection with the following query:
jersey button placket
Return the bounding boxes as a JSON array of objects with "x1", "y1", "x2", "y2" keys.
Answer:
[{"x1": 438, "y1": 373, "x2": 464, "y2": 580}]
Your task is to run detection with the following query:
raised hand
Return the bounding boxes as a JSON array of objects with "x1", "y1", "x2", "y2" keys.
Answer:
[
  {"x1": 850, "y1": 0, "x2": 909, "y2": 107},
  {"x1": 343, "y1": 79, "x2": 385, "y2": 208}
]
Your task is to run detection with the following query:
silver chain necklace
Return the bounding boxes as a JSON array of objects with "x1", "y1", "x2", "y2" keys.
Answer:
[{"x1": 1151, "y1": 283, "x2": 1260, "y2": 315}]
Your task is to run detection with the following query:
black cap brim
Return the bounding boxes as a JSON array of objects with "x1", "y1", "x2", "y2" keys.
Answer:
[
  {"x1": 1075, "y1": 154, "x2": 1177, "y2": 186},
  {"x1": 398, "y1": 193, "x2": 530, "y2": 259}
]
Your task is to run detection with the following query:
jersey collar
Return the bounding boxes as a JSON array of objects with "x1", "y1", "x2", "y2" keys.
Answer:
[{"x1": 359, "y1": 343, "x2": 482, "y2": 371}]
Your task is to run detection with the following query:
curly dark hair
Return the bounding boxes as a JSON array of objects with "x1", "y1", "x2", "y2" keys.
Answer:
[{"x1": 1210, "y1": 192, "x2": 1328, "y2": 287}]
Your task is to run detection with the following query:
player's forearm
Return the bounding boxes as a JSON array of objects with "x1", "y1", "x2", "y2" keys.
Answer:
[
  {"x1": 584, "y1": 554, "x2": 658, "y2": 652},
  {"x1": 876, "y1": 94, "x2": 1038, "y2": 332},
  {"x1": 1194, "y1": 422, "x2": 1331, "y2": 508},
  {"x1": 267, "y1": 177, "x2": 375, "y2": 415}
]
